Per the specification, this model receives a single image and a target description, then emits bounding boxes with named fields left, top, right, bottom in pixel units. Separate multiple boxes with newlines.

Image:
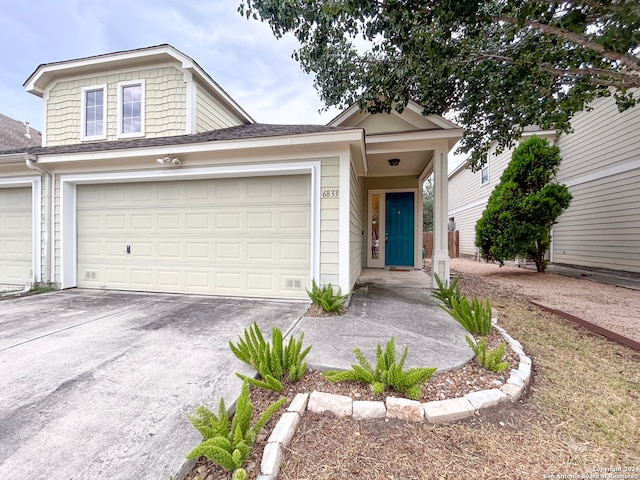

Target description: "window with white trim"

left=480, top=165, right=489, bottom=185
left=117, top=80, right=145, bottom=137
left=81, top=85, right=106, bottom=140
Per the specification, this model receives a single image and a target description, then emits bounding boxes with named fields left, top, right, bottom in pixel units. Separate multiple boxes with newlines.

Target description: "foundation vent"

left=84, top=271, right=97, bottom=281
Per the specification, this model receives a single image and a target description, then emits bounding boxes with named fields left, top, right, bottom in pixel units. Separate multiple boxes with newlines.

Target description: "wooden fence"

left=422, top=231, right=459, bottom=258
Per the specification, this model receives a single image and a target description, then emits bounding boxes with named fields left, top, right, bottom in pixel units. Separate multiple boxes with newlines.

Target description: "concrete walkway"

left=292, top=268, right=473, bottom=372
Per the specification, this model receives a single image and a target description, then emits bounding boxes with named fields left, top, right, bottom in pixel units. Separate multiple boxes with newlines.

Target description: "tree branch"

left=466, top=54, right=640, bottom=88
left=489, top=15, right=640, bottom=73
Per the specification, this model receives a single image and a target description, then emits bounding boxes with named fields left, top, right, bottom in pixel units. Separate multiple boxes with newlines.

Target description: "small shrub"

left=30, top=282, right=56, bottom=294
left=230, top=322, right=311, bottom=392
left=306, top=279, right=350, bottom=314
left=323, top=337, right=437, bottom=400
left=465, top=336, right=509, bottom=373
left=186, top=380, right=285, bottom=476
left=440, top=296, right=492, bottom=336
left=432, top=273, right=462, bottom=310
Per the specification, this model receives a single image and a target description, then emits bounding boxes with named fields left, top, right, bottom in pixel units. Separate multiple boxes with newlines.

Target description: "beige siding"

left=195, top=82, right=245, bottom=132
left=349, top=163, right=364, bottom=289
left=46, top=66, right=186, bottom=146
left=320, top=158, right=340, bottom=285
left=364, top=176, right=418, bottom=191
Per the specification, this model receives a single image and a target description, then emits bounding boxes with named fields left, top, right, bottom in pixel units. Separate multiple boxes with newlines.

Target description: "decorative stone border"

left=256, top=323, right=531, bottom=479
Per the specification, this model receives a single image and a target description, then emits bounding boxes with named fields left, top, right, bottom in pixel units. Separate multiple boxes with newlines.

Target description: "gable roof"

left=0, top=113, right=42, bottom=151
left=328, top=101, right=461, bottom=131
left=23, top=44, right=254, bottom=124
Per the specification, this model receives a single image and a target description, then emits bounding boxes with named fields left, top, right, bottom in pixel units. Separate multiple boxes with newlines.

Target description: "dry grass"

left=279, top=294, right=640, bottom=479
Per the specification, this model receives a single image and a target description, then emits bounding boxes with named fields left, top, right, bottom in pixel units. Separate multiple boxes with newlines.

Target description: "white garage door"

left=0, top=187, right=33, bottom=287
left=76, top=175, right=311, bottom=299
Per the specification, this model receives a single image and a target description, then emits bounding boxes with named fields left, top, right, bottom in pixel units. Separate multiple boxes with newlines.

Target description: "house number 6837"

left=322, top=188, right=339, bottom=198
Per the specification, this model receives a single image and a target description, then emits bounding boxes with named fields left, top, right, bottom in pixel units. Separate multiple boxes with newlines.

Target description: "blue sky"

left=0, top=0, right=340, bottom=132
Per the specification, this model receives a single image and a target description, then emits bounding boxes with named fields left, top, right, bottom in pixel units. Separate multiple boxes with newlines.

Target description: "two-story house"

left=0, top=44, right=463, bottom=298
left=448, top=94, right=640, bottom=274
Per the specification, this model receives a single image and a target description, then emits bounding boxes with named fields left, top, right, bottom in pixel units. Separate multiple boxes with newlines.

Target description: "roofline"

left=0, top=152, right=29, bottom=164
left=23, top=44, right=254, bottom=124
left=31, top=128, right=365, bottom=163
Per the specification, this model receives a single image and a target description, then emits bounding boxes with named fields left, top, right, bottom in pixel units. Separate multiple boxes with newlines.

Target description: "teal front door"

left=385, top=192, right=414, bottom=266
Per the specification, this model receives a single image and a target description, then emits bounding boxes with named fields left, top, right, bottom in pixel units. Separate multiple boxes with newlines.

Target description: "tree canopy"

left=239, top=0, right=640, bottom=169
left=475, top=136, right=572, bottom=272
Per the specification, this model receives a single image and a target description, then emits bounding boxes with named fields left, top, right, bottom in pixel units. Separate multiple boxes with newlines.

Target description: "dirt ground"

left=449, top=258, right=640, bottom=343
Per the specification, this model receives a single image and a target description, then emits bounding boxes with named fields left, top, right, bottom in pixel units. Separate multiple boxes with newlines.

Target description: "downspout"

left=25, top=154, right=52, bottom=285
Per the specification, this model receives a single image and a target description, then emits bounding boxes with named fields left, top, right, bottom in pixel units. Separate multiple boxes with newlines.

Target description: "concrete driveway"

left=0, top=289, right=307, bottom=480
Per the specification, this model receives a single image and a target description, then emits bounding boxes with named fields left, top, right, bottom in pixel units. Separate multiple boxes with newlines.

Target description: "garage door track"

left=0, top=289, right=307, bottom=480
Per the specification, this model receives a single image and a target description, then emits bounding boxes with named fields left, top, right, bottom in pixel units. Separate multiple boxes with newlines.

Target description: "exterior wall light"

left=156, top=154, right=182, bottom=167
left=388, top=158, right=400, bottom=167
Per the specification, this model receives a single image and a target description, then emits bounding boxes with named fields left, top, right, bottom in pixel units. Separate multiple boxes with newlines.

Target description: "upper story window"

left=81, top=85, right=106, bottom=141
left=117, top=80, right=145, bottom=138
left=481, top=164, right=489, bottom=185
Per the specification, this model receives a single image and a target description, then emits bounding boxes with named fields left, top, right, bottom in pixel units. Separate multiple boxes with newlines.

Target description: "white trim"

left=338, top=152, right=351, bottom=293
left=562, top=160, right=640, bottom=188
left=367, top=191, right=385, bottom=268
left=480, top=164, right=489, bottom=186
left=42, top=91, right=49, bottom=147
left=366, top=188, right=419, bottom=269
left=185, top=71, right=196, bottom=134
left=35, top=129, right=364, bottom=164
left=116, top=79, right=146, bottom=138
left=58, top=161, right=322, bottom=290
left=0, top=176, right=42, bottom=284
left=25, top=45, right=254, bottom=124
left=80, top=85, right=107, bottom=141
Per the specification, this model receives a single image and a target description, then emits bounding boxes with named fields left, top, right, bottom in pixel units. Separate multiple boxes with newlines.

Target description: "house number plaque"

left=321, top=188, right=339, bottom=199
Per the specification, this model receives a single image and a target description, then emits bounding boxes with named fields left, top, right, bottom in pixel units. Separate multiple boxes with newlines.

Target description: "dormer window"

left=117, top=80, right=145, bottom=138
left=81, top=85, right=106, bottom=141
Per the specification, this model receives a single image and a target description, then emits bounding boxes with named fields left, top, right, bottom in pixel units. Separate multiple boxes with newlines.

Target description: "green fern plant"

left=440, top=295, right=493, bottom=336
left=323, top=337, right=437, bottom=400
left=186, top=380, right=285, bottom=476
left=230, top=322, right=311, bottom=391
left=432, top=273, right=462, bottom=310
left=465, top=336, right=509, bottom=373
left=306, top=279, right=350, bottom=314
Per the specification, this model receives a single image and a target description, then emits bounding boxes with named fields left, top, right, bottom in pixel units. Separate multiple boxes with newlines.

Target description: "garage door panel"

left=77, top=176, right=311, bottom=298
left=0, top=187, right=32, bottom=285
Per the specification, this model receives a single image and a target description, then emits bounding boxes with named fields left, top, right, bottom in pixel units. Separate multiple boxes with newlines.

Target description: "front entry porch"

left=292, top=268, right=473, bottom=371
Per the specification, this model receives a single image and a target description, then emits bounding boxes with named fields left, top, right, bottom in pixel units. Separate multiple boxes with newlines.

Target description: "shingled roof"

left=0, top=113, right=42, bottom=151
left=25, top=123, right=355, bottom=156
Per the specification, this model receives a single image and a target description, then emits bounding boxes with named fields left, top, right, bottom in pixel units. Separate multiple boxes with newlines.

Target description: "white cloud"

left=0, top=0, right=335, bottom=131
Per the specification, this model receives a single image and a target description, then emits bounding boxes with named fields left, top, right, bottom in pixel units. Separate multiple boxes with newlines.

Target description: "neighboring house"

left=449, top=94, right=640, bottom=274
left=0, top=114, right=42, bottom=287
left=0, top=44, right=462, bottom=298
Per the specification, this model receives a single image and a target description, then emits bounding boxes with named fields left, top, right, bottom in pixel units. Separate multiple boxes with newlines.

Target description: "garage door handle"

left=126, top=245, right=131, bottom=254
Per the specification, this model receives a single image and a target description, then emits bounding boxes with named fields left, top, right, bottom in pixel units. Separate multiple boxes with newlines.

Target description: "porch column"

left=431, top=149, right=450, bottom=287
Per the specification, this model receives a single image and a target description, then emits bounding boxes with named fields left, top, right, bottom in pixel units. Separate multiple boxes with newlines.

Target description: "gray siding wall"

left=553, top=95, right=640, bottom=272
left=448, top=146, right=512, bottom=256
left=449, top=94, right=640, bottom=272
